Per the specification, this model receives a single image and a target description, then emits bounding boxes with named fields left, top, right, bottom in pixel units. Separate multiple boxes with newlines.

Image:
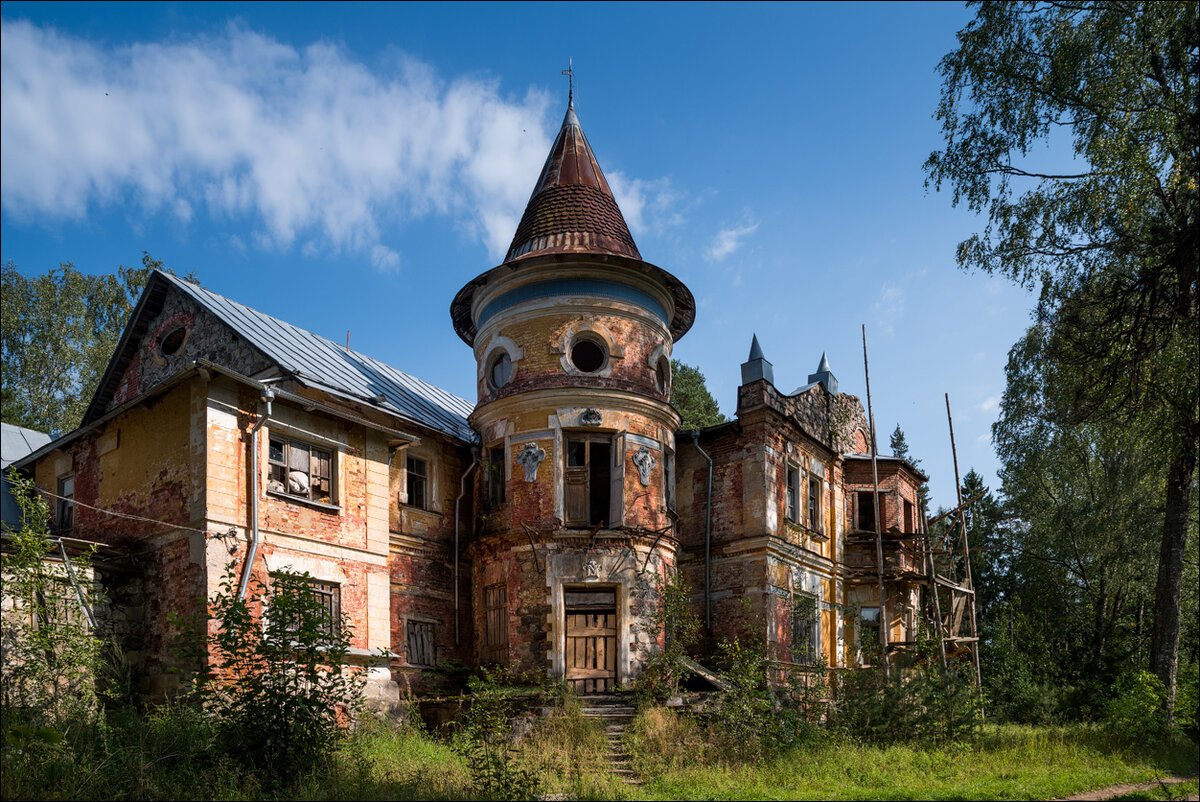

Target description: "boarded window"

left=268, top=437, right=334, bottom=504
left=856, top=491, right=877, bottom=532
left=56, top=475, right=74, bottom=530
left=406, top=456, right=428, bottom=510
left=407, top=620, right=437, bottom=667
left=564, top=436, right=611, bottom=528
left=786, top=466, right=800, bottom=521
left=792, top=592, right=820, bottom=664
left=483, top=583, right=508, bottom=664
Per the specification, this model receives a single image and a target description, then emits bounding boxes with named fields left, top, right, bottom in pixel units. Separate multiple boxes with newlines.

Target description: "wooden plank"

left=678, top=655, right=734, bottom=692
left=565, top=667, right=614, bottom=679
left=568, top=626, right=615, bottom=637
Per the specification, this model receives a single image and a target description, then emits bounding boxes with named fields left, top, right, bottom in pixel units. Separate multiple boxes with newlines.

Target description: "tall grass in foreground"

left=626, top=710, right=1199, bottom=802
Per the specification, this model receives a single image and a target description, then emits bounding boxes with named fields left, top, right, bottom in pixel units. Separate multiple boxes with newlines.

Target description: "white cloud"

left=870, top=283, right=905, bottom=335
left=608, top=171, right=683, bottom=237
left=707, top=219, right=759, bottom=261
left=979, top=396, right=999, bottom=413
left=0, top=21, right=556, bottom=262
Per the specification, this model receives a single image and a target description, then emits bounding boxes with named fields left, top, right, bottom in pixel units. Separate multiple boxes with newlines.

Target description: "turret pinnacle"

left=504, top=99, right=640, bottom=263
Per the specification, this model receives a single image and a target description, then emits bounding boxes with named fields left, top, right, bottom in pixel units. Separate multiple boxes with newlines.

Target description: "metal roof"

left=2, top=422, right=53, bottom=469
left=160, top=272, right=476, bottom=443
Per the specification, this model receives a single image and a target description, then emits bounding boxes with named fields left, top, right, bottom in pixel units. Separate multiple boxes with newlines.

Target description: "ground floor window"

left=483, top=583, right=508, bottom=664
left=406, top=620, right=437, bottom=667
left=792, top=592, right=820, bottom=664
left=858, top=606, right=881, bottom=664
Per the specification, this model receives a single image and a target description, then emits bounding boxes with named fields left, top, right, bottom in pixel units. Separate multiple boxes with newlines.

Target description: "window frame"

left=269, top=572, right=342, bottom=645
left=406, top=455, right=429, bottom=511
left=785, top=464, right=800, bottom=522
left=267, top=435, right=337, bottom=507
left=807, top=473, right=823, bottom=533
left=563, top=434, right=613, bottom=529
left=56, top=474, right=75, bottom=531
left=486, top=445, right=506, bottom=509
left=791, top=591, right=821, bottom=665
left=858, top=606, right=882, bottom=666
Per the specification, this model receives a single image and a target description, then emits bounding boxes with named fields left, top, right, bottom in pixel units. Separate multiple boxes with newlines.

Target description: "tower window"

left=654, top=356, right=670, bottom=394
left=487, top=351, right=512, bottom=391
left=569, top=337, right=606, bottom=374
left=564, top=435, right=611, bottom=527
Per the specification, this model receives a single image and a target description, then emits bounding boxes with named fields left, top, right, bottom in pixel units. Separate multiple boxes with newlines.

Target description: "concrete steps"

left=579, top=694, right=641, bottom=786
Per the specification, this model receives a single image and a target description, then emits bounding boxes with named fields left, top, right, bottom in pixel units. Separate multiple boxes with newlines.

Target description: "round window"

left=159, top=326, right=187, bottom=356
left=570, top=337, right=606, bottom=373
left=654, top=357, right=670, bottom=394
left=488, top=351, right=512, bottom=390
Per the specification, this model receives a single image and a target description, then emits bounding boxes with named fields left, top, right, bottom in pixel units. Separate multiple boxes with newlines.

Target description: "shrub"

left=196, top=564, right=365, bottom=783
left=1105, top=669, right=1167, bottom=742
left=452, top=666, right=540, bottom=800
left=629, top=567, right=701, bottom=705
left=1, top=471, right=106, bottom=730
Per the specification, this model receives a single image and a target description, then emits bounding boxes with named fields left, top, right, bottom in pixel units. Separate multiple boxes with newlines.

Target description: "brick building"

left=13, top=97, right=931, bottom=704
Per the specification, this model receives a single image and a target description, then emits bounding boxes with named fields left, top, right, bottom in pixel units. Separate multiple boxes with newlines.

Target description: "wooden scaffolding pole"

left=945, top=393, right=983, bottom=689
left=862, top=325, right=889, bottom=678
left=921, top=506, right=948, bottom=670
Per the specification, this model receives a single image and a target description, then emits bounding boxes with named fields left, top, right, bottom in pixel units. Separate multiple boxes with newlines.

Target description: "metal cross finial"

left=562, top=57, right=574, bottom=104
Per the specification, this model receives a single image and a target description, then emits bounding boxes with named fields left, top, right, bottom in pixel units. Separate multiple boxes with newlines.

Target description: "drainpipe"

left=691, top=431, right=713, bottom=631
left=238, top=386, right=275, bottom=600
left=454, top=454, right=479, bottom=646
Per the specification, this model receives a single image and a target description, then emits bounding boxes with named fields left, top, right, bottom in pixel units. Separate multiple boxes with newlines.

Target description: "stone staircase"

left=580, top=694, right=640, bottom=786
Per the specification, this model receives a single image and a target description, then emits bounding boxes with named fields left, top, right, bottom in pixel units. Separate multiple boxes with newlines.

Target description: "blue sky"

left=1, top=1, right=1037, bottom=509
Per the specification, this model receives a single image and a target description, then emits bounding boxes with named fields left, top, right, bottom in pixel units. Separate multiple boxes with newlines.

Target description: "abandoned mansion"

left=12, top=97, right=935, bottom=704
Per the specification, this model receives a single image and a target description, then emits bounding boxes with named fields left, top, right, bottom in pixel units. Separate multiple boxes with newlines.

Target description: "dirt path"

left=1056, top=773, right=1199, bottom=801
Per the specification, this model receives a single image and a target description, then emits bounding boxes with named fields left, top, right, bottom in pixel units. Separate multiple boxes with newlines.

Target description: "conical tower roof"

left=505, top=99, right=641, bottom=262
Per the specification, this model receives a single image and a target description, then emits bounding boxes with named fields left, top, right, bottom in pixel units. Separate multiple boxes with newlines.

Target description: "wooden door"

left=564, top=590, right=617, bottom=692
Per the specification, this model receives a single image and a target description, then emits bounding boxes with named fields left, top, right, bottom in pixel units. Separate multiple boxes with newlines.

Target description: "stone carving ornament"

left=580, top=408, right=603, bottom=426
left=632, top=446, right=657, bottom=486
left=515, top=442, right=546, bottom=482
left=584, top=559, right=601, bottom=579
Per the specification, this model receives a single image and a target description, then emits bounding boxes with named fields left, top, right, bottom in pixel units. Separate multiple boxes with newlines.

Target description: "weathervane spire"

left=562, top=57, right=574, bottom=106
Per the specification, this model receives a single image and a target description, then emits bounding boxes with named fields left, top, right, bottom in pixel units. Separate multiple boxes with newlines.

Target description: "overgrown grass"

left=626, top=711, right=1199, bottom=801
left=4, top=704, right=1196, bottom=800
left=1109, top=778, right=1200, bottom=801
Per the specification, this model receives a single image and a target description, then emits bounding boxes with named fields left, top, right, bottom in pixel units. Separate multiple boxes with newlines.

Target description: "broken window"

left=406, top=620, right=437, bottom=667
left=483, top=583, right=508, bottom=664
left=663, top=444, right=676, bottom=513
left=56, top=475, right=74, bottom=530
left=786, top=465, right=800, bottom=522
left=406, top=455, right=428, bottom=510
left=564, top=436, right=611, bottom=528
left=858, top=606, right=881, bottom=665
left=487, top=446, right=506, bottom=509
left=807, top=474, right=822, bottom=532
left=904, top=499, right=914, bottom=534
left=856, top=491, right=878, bottom=532
left=268, top=437, right=334, bottom=505
left=792, top=592, right=820, bottom=664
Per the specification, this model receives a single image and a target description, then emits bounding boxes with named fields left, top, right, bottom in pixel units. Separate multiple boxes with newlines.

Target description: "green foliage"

left=196, top=564, right=365, bottom=783
left=630, top=568, right=702, bottom=705
left=926, top=0, right=1198, bottom=719
left=1106, top=670, right=1168, bottom=743
left=452, top=666, right=540, bottom=801
left=830, top=631, right=980, bottom=746
left=0, top=254, right=199, bottom=436
left=670, top=359, right=726, bottom=430
left=0, top=472, right=105, bottom=728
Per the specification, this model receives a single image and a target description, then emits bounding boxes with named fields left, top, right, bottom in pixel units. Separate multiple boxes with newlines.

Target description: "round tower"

left=451, top=97, right=695, bottom=690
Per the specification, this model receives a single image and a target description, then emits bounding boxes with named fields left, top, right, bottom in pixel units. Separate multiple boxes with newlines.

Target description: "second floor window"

left=56, top=475, right=74, bottom=530
left=807, top=475, right=822, bottom=532
left=487, top=447, right=505, bottom=509
left=564, top=436, right=610, bottom=528
left=268, top=437, right=334, bottom=505
left=406, top=456, right=428, bottom=510
left=786, top=466, right=800, bottom=521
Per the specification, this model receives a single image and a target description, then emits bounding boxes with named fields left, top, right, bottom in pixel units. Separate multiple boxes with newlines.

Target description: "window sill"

left=267, top=490, right=341, bottom=514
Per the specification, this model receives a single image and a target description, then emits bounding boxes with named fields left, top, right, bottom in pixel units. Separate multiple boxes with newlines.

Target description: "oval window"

left=488, top=351, right=512, bottom=390
left=655, top=357, right=670, bottom=394
left=570, top=338, right=606, bottom=373
left=159, top=326, right=187, bottom=356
